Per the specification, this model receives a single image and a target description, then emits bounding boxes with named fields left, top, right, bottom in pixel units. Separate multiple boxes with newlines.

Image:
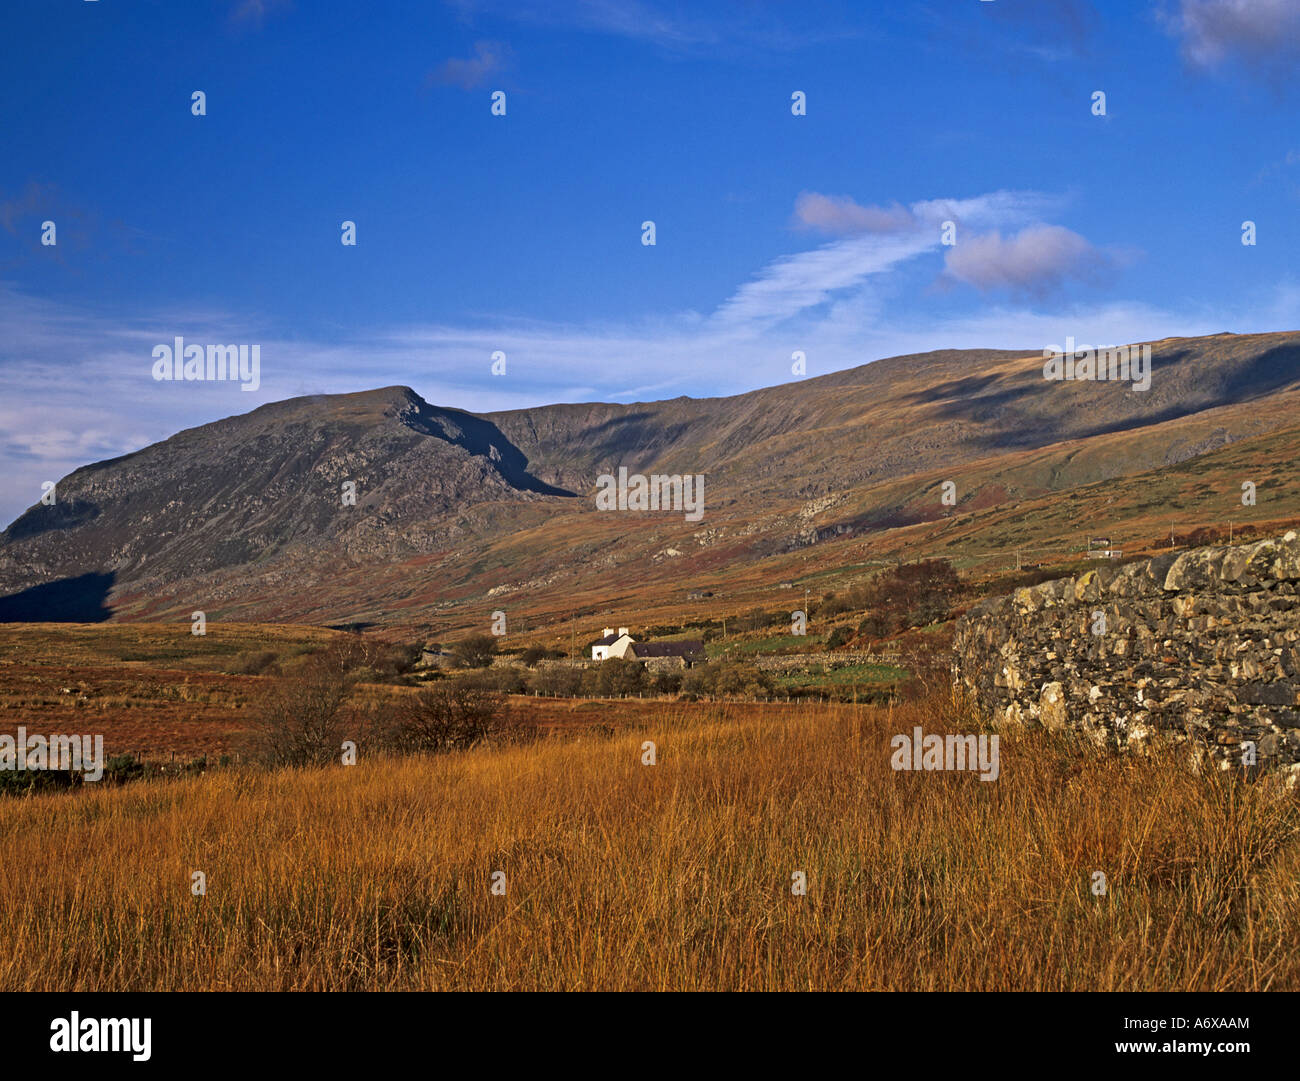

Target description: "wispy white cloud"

left=1158, top=0, right=1300, bottom=78
left=425, top=41, right=510, bottom=90
left=712, top=231, right=932, bottom=332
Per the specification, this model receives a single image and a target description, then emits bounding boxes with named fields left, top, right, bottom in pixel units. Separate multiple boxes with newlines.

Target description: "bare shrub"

left=243, top=653, right=352, bottom=768
left=527, top=664, right=584, bottom=697
left=520, top=645, right=564, bottom=667
left=449, top=633, right=500, bottom=669
left=681, top=659, right=772, bottom=699
left=579, top=656, right=648, bottom=697
left=468, top=664, right=528, bottom=694
left=391, top=678, right=508, bottom=753
left=240, top=641, right=394, bottom=767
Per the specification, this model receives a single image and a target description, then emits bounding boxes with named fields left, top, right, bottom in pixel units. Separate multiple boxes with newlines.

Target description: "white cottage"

left=591, top=627, right=634, bottom=660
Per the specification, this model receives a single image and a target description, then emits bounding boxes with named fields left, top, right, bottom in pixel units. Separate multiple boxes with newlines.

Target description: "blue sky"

left=2, top=0, right=1299, bottom=527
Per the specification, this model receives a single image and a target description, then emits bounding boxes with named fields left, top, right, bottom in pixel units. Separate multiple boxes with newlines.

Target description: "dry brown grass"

left=1, top=695, right=1297, bottom=991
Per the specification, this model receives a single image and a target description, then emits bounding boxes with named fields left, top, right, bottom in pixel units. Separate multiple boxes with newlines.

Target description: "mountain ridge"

left=3, top=330, right=1300, bottom=628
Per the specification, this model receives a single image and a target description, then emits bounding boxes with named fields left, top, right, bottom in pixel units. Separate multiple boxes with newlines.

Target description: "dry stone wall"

left=750, top=651, right=901, bottom=673
left=953, top=531, right=1300, bottom=779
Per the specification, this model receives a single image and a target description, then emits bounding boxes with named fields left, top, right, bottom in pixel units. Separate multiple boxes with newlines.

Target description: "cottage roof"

left=627, top=640, right=704, bottom=659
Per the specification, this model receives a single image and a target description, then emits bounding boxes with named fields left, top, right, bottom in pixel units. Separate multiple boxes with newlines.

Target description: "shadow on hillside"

left=906, top=342, right=1300, bottom=454
left=405, top=403, right=578, bottom=497
left=549, top=411, right=703, bottom=465
left=897, top=372, right=1010, bottom=405
left=2, top=498, right=101, bottom=543
left=0, top=572, right=115, bottom=622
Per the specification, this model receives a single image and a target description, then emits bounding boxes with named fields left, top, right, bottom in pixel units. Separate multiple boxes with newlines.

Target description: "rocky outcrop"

left=953, top=531, right=1300, bottom=778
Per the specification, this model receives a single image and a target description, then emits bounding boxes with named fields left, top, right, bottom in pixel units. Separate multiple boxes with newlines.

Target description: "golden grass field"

left=2, top=694, right=1297, bottom=991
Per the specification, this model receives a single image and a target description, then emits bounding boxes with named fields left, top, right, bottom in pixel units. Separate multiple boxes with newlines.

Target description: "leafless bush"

left=896, top=639, right=951, bottom=701
left=391, top=678, right=510, bottom=753
left=449, top=633, right=499, bottom=669
left=527, top=664, right=584, bottom=697
left=242, top=647, right=355, bottom=767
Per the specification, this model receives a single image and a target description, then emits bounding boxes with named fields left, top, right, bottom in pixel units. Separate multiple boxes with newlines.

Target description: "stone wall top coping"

left=995, top=531, right=1299, bottom=616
